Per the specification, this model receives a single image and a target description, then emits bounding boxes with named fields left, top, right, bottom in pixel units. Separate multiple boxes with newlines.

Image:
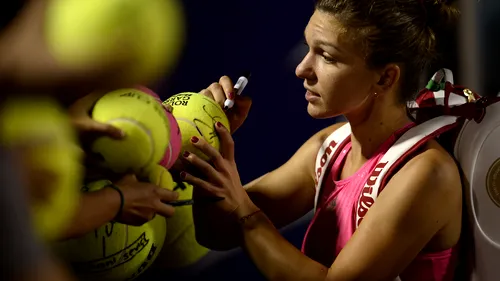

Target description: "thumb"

left=120, top=173, right=138, bottom=183
left=77, top=118, right=125, bottom=140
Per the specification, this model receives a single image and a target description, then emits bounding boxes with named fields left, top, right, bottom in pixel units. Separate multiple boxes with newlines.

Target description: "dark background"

left=145, top=1, right=463, bottom=280
left=154, top=0, right=342, bottom=186
left=153, top=0, right=464, bottom=186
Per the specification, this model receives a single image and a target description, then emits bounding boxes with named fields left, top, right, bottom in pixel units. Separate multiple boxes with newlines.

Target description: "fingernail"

left=182, top=151, right=190, bottom=158
left=173, top=191, right=179, bottom=199
left=180, top=171, right=187, bottom=179
left=216, top=122, right=223, bottom=128
left=118, top=130, right=126, bottom=137
left=228, top=92, right=235, bottom=99
left=191, top=136, right=199, bottom=143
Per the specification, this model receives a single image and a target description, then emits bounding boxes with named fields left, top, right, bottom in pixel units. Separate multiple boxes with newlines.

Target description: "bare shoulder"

left=392, top=139, right=462, bottom=200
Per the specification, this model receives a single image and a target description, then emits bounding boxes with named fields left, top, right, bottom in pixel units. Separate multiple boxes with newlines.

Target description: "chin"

left=307, top=103, right=341, bottom=119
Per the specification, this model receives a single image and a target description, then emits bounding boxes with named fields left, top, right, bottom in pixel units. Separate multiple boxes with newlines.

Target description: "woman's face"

left=296, top=10, right=379, bottom=119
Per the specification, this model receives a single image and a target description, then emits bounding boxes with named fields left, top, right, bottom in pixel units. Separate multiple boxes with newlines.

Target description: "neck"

left=344, top=97, right=411, bottom=164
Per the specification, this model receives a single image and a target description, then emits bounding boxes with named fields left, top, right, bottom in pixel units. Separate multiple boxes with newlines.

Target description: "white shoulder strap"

left=355, top=115, right=460, bottom=227
left=313, top=124, right=351, bottom=210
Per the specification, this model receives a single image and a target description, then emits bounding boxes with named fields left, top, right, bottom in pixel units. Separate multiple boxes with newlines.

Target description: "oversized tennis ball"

left=91, top=88, right=170, bottom=175
left=147, top=164, right=176, bottom=190
left=161, top=111, right=182, bottom=169
left=155, top=181, right=209, bottom=268
left=0, top=97, right=82, bottom=241
left=136, top=86, right=182, bottom=169
left=54, top=180, right=167, bottom=281
left=163, top=93, right=230, bottom=160
left=44, top=0, right=186, bottom=84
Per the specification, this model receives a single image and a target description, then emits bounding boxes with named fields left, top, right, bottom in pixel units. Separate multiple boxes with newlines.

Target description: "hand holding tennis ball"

left=163, top=93, right=230, bottom=160
left=91, top=88, right=171, bottom=176
left=55, top=178, right=168, bottom=281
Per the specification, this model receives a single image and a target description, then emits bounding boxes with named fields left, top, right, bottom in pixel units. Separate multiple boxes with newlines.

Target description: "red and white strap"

left=313, top=124, right=351, bottom=210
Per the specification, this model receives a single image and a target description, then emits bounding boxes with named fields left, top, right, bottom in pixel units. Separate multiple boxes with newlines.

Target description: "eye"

left=321, top=52, right=337, bottom=64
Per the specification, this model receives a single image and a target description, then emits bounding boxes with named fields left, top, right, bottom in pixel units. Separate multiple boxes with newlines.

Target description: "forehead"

left=305, top=10, right=347, bottom=45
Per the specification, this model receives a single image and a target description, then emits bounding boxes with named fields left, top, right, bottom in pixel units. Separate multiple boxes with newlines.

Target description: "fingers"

left=199, top=75, right=235, bottom=108
left=74, top=118, right=125, bottom=139
left=219, top=76, right=234, bottom=98
left=119, top=173, right=138, bottom=183
left=206, top=82, right=226, bottom=107
left=188, top=136, right=226, bottom=167
left=214, top=122, right=235, bottom=161
left=90, top=122, right=125, bottom=139
left=182, top=148, right=225, bottom=184
left=153, top=200, right=175, bottom=218
left=180, top=171, right=221, bottom=195
left=153, top=187, right=178, bottom=217
left=70, top=92, right=125, bottom=139
left=68, top=91, right=106, bottom=115
left=155, top=187, right=179, bottom=202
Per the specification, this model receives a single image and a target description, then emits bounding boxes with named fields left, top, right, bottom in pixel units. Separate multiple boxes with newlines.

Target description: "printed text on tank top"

left=302, top=122, right=459, bottom=281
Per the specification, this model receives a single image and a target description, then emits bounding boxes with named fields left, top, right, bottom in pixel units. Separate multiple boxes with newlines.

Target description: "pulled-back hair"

left=315, top=0, right=460, bottom=102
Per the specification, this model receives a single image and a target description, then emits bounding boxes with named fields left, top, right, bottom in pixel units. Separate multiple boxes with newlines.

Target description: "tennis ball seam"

left=106, top=117, right=155, bottom=171
left=175, top=117, right=201, bottom=135
left=165, top=144, right=174, bottom=168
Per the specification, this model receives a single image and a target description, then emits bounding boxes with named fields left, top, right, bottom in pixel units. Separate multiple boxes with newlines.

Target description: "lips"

left=306, top=90, right=320, bottom=97
left=305, top=90, right=321, bottom=102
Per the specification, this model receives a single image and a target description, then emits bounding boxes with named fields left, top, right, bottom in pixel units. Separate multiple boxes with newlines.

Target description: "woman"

left=181, top=0, right=462, bottom=280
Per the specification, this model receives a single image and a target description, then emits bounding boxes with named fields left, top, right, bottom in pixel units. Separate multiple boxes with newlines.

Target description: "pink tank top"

left=302, top=123, right=458, bottom=281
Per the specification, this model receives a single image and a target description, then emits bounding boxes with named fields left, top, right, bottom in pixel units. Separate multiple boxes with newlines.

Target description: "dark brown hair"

left=315, top=0, right=460, bottom=102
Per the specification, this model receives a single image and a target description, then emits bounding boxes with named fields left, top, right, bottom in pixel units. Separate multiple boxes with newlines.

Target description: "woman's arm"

left=234, top=145, right=462, bottom=281
left=194, top=123, right=344, bottom=251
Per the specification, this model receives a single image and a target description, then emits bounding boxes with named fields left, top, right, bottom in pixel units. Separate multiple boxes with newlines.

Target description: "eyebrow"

left=317, top=40, right=344, bottom=53
left=304, top=32, right=344, bottom=53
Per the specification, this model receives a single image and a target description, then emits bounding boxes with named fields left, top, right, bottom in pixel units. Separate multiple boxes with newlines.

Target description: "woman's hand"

left=179, top=122, right=259, bottom=220
left=199, top=76, right=252, bottom=133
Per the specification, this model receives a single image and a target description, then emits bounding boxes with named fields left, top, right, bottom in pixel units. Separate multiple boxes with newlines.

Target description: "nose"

left=295, top=52, right=315, bottom=81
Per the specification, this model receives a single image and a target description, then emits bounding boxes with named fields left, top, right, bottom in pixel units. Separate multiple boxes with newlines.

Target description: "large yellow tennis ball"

left=163, top=93, right=230, bottom=160
left=155, top=182, right=209, bottom=268
left=44, top=0, right=185, bottom=83
left=91, top=88, right=170, bottom=175
left=147, top=164, right=176, bottom=190
left=54, top=180, right=167, bottom=281
left=0, top=97, right=82, bottom=241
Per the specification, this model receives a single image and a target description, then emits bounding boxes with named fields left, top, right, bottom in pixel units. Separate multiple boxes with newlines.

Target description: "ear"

left=373, top=64, right=400, bottom=94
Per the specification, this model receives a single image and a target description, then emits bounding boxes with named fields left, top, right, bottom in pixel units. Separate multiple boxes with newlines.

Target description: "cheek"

left=320, top=69, right=371, bottom=107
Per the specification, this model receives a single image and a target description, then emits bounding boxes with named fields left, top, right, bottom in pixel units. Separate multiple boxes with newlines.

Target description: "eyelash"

left=303, top=41, right=337, bottom=64
left=321, top=53, right=337, bottom=64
